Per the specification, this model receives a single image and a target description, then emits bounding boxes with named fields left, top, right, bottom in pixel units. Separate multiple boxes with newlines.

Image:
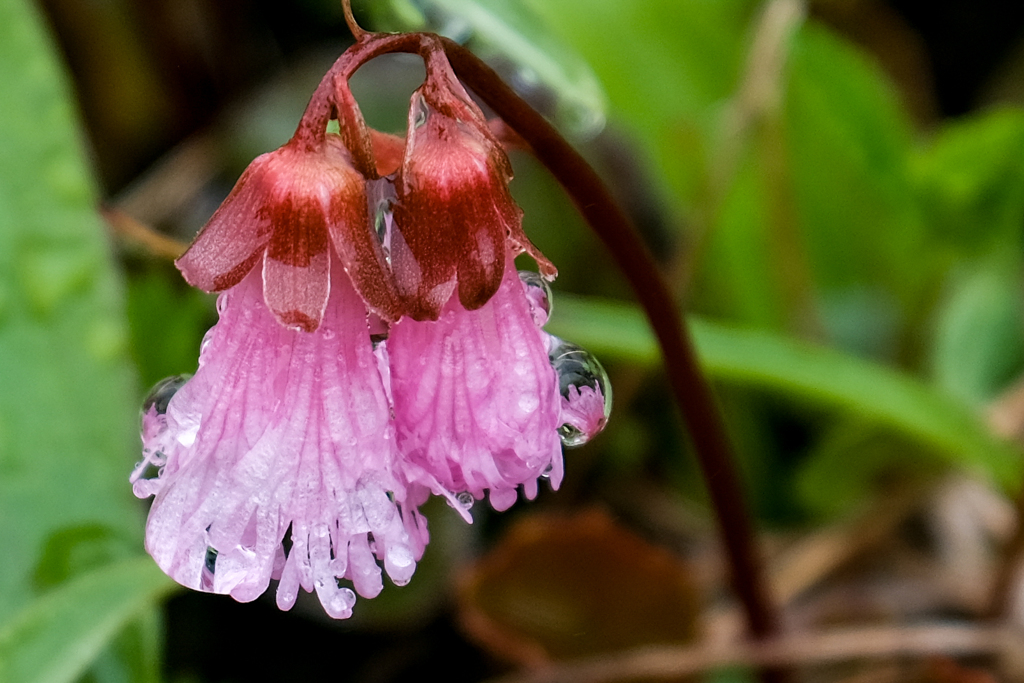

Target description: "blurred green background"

left=3, top=0, right=1024, bottom=681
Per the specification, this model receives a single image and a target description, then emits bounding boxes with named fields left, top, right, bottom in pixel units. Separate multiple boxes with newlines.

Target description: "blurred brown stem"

left=440, top=36, right=784, bottom=675
left=102, top=206, right=187, bottom=260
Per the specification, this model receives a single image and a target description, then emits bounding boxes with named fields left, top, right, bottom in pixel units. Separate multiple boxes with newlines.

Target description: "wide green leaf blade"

left=0, top=0, right=143, bottom=617
left=0, top=558, right=176, bottom=683
left=547, top=294, right=1022, bottom=489
left=0, top=2, right=158, bottom=679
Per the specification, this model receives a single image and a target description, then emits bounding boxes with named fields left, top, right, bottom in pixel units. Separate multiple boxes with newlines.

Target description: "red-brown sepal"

left=392, top=80, right=523, bottom=321
left=177, top=136, right=400, bottom=330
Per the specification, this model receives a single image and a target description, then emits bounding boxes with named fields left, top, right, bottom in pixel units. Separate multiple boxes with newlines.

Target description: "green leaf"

left=930, top=259, right=1024, bottom=406
left=547, top=294, right=1022, bottom=489
left=911, top=107, right=1024, bottom=251
left=0, top=558, right=176, bottom=683
left=0, top=0, right=143, bottom=616
left=795, top=421, right=932, bottom=518
left=125, top=265, right=214, bottom=390
left=784, top=23, right=925, bottom=305
left=0, top=0, right=155, bottom=677
left=519, top=0, right=754, bottom=204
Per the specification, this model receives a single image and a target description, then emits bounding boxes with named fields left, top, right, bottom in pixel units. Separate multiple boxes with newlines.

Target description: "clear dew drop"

left=374, top=200, right=391, bottom=243
left=558, top=423, right=588, bottom=447
left=199, top=328, right=215, bottom=356
left=204, top=546, right=218, bottom=574
left=518, top=392, right=540, bottom=414
left=200, top=545, right=218, bottom=589
left=412, top=94, right=430, bottom=129
left=548, top=337, right=612, bottom=446
left=540, top=463, right=554, bottom=479
left=374, top=202, right=393, bottom=265
left=389, top=544, right=414, bottom=569
left=518, top=270, right=553, bottom=327
left=141, top=374, right=192, bottom=417
left=216, top=291, right=230, bottom=315
left=367, top=177, right=396, bottom=266
left=456, top=491, right=474, bottom=510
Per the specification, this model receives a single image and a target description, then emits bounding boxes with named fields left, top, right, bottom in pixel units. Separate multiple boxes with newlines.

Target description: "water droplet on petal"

left=142, top=374, right=192, bottom=417
left=518, top=392, right=540, bottom=414
left=518, top=270, right=553, bottom=327
left=548, top=337, right=612, bottom=446
left=412, top=95, right=430, bottom=129
left=456, top=491, right=474, bottom=510
left=199, top=329, right=215, bottom=356
left=204, top=546, right=219, bottom=573
left=216, top=291, right=230, bottom=315
left=367, top=177, right=396, bottom=265
left=558, top=423, right=588, bottom=447
left=389, top=544, right=414, bottom=569
left=199, top=545, right=218, bottom=590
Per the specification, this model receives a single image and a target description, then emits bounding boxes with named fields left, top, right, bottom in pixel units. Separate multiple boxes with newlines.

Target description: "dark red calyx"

left=390, top=78, right=528, bottom=321
left=178, top=136, right=401, bottom=330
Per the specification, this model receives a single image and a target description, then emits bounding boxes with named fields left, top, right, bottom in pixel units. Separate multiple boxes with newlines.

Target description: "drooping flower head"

left=134, top=266, right=427, bottom=618
left=132, top=30, right=610, bottom=619
left=389, top=50, right=554, bottom=320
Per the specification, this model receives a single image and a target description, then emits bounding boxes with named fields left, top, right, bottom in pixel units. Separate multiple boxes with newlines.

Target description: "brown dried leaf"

left=457, top=509, right=699, bottom=666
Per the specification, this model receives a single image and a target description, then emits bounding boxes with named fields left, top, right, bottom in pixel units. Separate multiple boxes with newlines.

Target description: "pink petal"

left=136, top=263, right=428, bottom=619
left=387, top=251, right=563, bottom=511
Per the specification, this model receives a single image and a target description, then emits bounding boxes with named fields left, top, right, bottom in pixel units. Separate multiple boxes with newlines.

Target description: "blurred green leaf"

left=0, top=558, right=175, bottom=683
left=0, top=0, right=155, bottom=678
left=912, top=107, right=1024, bottom=251
left=784, top=23, right=927, bottom=321
left=703, top=148, right=787, bottom=328
left=125, top=266, right=213, bottom=389
left=795, top=421, right=931, bottom=518
left=81, top=608, right=164, bottom=683
left=930, top=259, right=1024, bottom=406
left=520, top=0, right=753, bottom=204
left=547, top=294, right=1022, bottom=489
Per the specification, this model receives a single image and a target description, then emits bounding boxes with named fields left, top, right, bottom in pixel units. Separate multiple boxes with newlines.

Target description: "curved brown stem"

left=341, top=0, right=367, bottom=41
left=292, top=30, right=782, bottom=670
left=439, top=36, right=783, bottom=655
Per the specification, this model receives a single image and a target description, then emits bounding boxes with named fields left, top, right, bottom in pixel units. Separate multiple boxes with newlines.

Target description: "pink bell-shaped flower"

left=133, top=264, right=429, bottom=618
left=133, top=32, right=611, bottom=620
left=387, top=251, right=605, bottom=514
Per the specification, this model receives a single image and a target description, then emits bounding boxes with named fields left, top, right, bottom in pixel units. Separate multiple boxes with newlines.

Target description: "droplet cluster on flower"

left=131, top=32, right=610, bottom=619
